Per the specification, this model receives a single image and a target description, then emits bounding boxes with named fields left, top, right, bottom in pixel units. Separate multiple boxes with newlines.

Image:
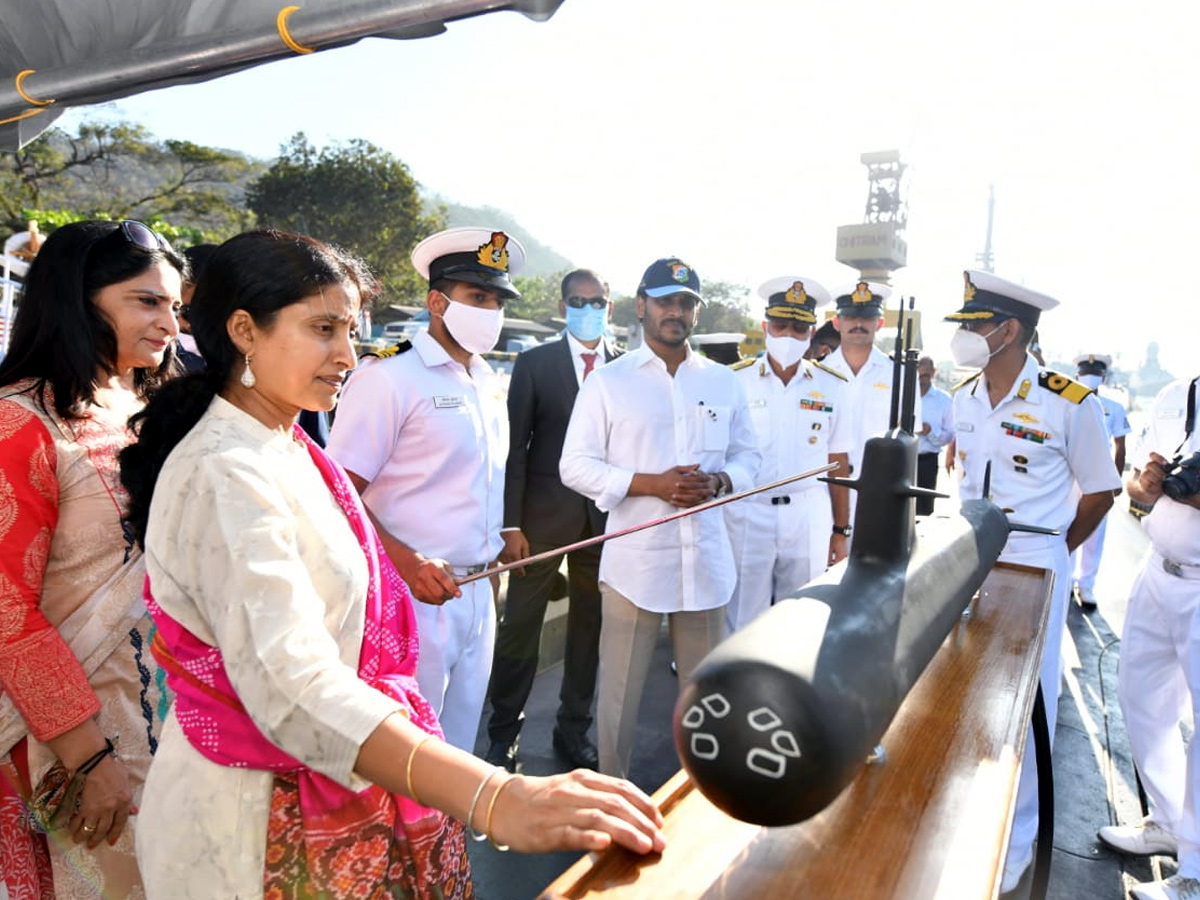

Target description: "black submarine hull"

left=673, top=498, right=1009, bottom=827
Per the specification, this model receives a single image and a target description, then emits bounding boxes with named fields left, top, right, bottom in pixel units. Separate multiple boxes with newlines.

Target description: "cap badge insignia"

left=963, top=272, right=977, bottom=303
left=851, top=281, right=872, bottom=305
left=476, top=232, right=510, bottom=272
left=670, top=263, right=690, bottom=283
left=785, top=281, right=807, bottom=305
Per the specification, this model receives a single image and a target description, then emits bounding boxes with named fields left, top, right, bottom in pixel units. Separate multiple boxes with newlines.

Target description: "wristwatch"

left=832, top=524, right=852, bottom=537
left=714, top=472, right=731, bottom=498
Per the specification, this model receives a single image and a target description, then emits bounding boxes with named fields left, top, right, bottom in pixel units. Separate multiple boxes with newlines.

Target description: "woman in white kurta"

left=119, top=230, right=665, bottom=900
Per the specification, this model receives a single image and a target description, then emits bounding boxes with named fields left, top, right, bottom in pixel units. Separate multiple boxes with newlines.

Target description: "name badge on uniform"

left=749, top=398, right=768, bottom=408
left=956, top=422, right=974, bottom=433
left=433, top=395, right=465, bottom=409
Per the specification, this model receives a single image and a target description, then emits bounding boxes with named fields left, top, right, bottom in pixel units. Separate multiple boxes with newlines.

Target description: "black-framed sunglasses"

left=566, top=295, right=608, bottom=310
left=119, top=220, right=174, bottom=255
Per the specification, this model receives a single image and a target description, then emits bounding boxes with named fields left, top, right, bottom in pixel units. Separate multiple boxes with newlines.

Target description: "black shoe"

left=484, top=737, right=519, bottom=772
left=552, top=729, right=599, bottom=770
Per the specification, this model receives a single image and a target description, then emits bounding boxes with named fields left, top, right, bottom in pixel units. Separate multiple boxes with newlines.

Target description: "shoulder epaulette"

left=812, top=359, right=849, bottom=382
left=362, top=339, right=412, bottom=361
left=730, top=357, right=756, bottom=371
left=1039, top=370, right=1092, bottom=404
left=952, top=371, right=982, bottom=392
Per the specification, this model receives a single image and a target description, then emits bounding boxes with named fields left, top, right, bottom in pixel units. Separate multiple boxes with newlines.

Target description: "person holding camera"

left=1099, top=375, right=1200, bottom=900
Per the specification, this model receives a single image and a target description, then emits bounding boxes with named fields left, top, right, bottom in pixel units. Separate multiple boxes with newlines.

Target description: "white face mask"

left=441, top=297, right=504, bottom=355
left=765, top=332, right=810, bottom=369
left=950, top=324, right=1005, bottom=369
left=1078, top=374, right=1104, bottom=390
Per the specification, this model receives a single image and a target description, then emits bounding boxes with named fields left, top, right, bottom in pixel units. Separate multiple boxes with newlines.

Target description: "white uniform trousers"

left=413, top=578, right=496, bottom=751
left=596, top=583, right=725, bottom=779
left=725, top=488, right=830, bottom=633
left=1119, top=550, right=1200, bottom=878
left=998, top=534, right=1071, bottom=888
left=1071, top=512, right=1109, bottom=595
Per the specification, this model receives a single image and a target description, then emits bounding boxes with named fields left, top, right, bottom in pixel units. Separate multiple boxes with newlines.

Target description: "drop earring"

left=240, top=353, right=256, bottom=388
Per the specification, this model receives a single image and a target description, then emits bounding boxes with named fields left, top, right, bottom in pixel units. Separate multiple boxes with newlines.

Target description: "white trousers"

left=1071, top=512, right=1109, bottom=594
left=1119, top=551, right=1200, bottom=878
left=999, top=535, right=1071, bottom=884
left=413, top=579, right=496, bottom=751
left=724, top=489, right=831, bottom=633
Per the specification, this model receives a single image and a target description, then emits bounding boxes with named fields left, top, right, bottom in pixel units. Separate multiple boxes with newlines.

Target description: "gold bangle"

left=406, top=734, right=435, bottom=806
left=467, top=767, right=505, bottom=842
left=485, top=773, right=516, bottom=851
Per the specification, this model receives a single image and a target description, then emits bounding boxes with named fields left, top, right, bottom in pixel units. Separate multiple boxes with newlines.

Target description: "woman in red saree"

left=118, top=230, right=663, bottom=900
left=0, top=220, right=185, bottom=899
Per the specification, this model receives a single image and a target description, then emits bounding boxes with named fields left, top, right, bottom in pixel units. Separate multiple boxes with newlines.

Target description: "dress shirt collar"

left=565, top=330, right=609, bottom=361
left=973, top=353, right=1043, bottom=407
left=412, top=327, right=493, bottom=378
left=629, top=341, right=697, bottom=372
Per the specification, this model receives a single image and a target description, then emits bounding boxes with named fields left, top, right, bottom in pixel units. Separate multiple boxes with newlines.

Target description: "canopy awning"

left=0, top=0, right=565, bottom=151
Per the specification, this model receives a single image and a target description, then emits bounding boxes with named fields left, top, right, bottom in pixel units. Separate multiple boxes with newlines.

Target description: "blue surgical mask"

left=566, top=305, right=607, bottom=343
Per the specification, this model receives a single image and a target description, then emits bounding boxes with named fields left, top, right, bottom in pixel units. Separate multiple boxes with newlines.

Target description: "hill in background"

left=424, top=193, right=573, bottom=277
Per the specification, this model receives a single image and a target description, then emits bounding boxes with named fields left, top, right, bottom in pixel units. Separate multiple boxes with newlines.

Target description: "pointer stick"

left=455, top=462, right=839, bottom=586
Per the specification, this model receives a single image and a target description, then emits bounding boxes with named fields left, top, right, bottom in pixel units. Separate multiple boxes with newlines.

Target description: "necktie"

left=581, top=352, right=598, bottom=380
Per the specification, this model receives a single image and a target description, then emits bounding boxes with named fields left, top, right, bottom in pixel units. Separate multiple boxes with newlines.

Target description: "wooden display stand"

left=539, top=562, right=1053, bottom=900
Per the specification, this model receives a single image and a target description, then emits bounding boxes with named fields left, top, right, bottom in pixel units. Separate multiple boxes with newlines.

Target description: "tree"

left=247, top=134, right=444, bottom=305
left=610, top=279, right=757, bottom=335
left=0, top=120, right=255, bottom=240
left=507, top=270, right=567, bottom=323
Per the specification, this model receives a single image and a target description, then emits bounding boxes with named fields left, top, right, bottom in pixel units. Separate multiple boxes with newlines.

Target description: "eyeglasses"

left=119, top=220, right=174, bottom=255
left=649, top=294, right=698, bottom=312
left=178, top=305, right=191, bottom=322
left=566, top=295, right=608, bottom=310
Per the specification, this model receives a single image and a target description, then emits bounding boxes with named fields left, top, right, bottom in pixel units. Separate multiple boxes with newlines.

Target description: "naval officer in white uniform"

left=724, top=275, right=851, bottom=633
left=329, top=226, right=521, bottom=751
left=945, top=269, right=1120, bottom=892
left=821, top=280, right=919, bottom=528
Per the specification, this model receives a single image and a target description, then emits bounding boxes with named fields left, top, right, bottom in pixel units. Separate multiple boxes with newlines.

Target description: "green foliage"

left=247, top=134, right=445, bottom=306
left=507, top=270, right=567, bottom=322
left=0, top=120, right=255, bottom=241
left=21, top=208, right=209, bottom=248
left=609, top=280, right=757, bottom=336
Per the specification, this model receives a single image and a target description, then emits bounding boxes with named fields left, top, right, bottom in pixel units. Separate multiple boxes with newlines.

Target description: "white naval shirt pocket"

left=695, top=404, right=731, bottom=451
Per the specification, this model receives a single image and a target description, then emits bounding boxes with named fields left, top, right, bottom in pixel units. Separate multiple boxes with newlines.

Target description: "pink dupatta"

left=146, top=426, right=471, bottom=899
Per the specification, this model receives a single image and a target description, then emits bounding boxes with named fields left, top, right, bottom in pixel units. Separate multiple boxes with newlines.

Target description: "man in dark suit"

left=486, top=268, right=618, bottom=771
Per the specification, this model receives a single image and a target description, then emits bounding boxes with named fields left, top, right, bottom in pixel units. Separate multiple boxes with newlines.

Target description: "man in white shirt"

left=560, top=256, right=760, bottom=778
left=1069, top=353, right=1131, bottom=609
left=486, top=268, right=619, bottom=772
left=821, top=280, right=919, bottom=526
left=916, top=356, right=954, bottom=515
left=1101, top=376, right=1200, bottom=900
left=724, top=275, right=851, bottom=633
left=328, top=226, right=521, bottom=751
left=945, top=269, right=1121, bottom=892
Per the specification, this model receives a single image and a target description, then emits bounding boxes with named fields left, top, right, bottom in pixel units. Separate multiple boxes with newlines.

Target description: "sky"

left=59, top=0, right=1200, bottom=386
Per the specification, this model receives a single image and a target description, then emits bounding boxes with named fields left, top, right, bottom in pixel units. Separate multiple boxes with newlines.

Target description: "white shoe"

left=1077, top=586, right=1097, bottom=609
left=1130, top=874, right=1200, bottom=900
left=1097, top=818, right=1177, bottom=856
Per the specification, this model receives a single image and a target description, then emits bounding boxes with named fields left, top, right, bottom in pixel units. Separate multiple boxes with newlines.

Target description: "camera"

left=1162, top=451, right=1200, bottom=502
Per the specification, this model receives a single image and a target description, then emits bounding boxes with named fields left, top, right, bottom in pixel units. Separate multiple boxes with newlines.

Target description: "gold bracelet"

left=467, top=767, right=505, bottom=842
left=406, top=734, right=435, bottom=806
left=485, top=773, right=516, bottom=851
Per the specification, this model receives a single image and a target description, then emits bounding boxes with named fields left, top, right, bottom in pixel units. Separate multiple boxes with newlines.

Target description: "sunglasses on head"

left=118, top=220, right=174, bottom=255
left=565, top=295, right=608, bottom=310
